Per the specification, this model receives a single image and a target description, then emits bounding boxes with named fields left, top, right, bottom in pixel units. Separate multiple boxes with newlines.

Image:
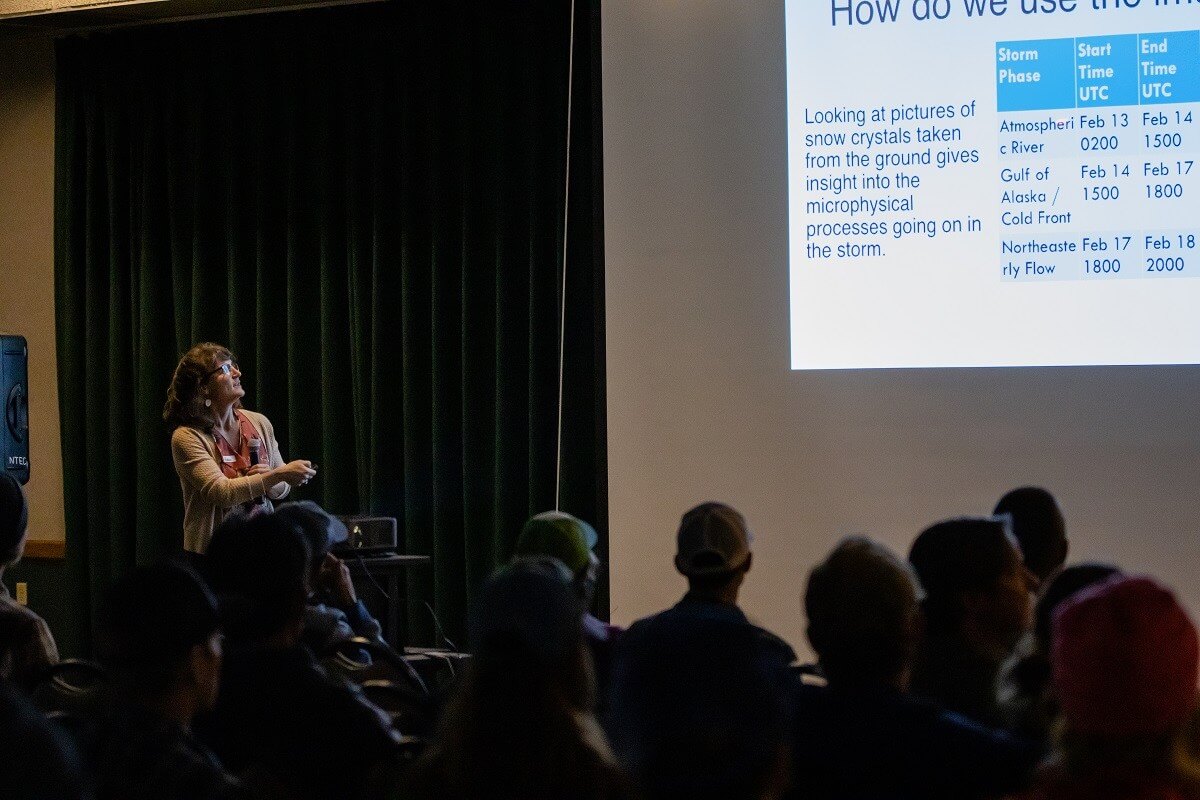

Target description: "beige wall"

left=0, top=32, right=64, bottom=545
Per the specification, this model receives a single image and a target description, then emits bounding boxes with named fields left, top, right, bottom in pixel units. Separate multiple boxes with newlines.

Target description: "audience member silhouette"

left=994, top=487, right=1068, bottom=584
left=1019, top=576, right=1200, bottom=800
left=86, top=562, right=243, bottom=800
left=514, top=511, right=621, bottom=700
left=274, top=501, right=385, bottom=653
left=617, top=502, right=794, bottom=670
left=790, top=536, right=1038, bottom=800
left=997, top=563, right=1123, bottom=743
left=196, top=512, right=400, bottom=800
left=0, top=473, right=58, bottom=691
left=401, top=559, right=632, bottom=800
left=4, top=483, right=1192, bottom=800
left=608, top=616, right=792, bottom=800
left=908, top=516, right=1036, bottom=727
left=0, top=677, right=90, bottom=800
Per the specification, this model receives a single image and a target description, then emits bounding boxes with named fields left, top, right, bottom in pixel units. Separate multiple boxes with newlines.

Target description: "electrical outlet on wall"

left=14, top=582, right=27, bottom=605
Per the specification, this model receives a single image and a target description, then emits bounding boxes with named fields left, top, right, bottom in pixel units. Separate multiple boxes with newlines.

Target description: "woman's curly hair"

left=163, top=342, right=237, bottom=433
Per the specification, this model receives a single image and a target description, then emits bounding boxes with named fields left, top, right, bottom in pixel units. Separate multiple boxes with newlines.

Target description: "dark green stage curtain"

left=54, top=0, right=606, bottom=650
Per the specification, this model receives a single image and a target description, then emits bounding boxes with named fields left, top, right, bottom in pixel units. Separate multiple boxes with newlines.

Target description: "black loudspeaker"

left=1, top=334, right=29, bottom=485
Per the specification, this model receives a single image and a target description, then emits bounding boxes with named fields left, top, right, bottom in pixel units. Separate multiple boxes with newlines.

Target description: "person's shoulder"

left=793, top=683, right=913, bottom=726
left=625, top=607, right=666, bottom=629
left=886, top=688, right=985, bottom=732
left=610, top=609, right=676, bottom=664
left=96, top=711, right=243, bottom=800
left=0, top=679, right=88, bottom=795
left=275, top=647, right=374, bottom=707
left=0, top=594, right=44, bottom=639
left=751, top=623, right=797, bottom=665
left=223, top=645, right=368, bottom=715
left=620, top=607, right=675, bottom=640
left=171, top=425, right=211, bottom=450
left=905, top=692, right=1041, bottom=766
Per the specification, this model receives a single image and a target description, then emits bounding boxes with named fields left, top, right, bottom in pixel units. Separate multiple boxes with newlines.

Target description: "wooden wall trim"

left=23, top=539, right=65, bottom=560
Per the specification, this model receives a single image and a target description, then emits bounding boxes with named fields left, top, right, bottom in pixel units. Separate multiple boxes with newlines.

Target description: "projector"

left=334, top=516, right=398, bottom=555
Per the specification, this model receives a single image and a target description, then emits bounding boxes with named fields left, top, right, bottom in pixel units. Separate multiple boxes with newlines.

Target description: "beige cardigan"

left=171, top=409, right=290, bottom=553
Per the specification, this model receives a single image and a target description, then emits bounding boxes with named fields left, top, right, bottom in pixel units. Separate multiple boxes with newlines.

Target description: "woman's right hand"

left=272, top=460, right=317, bottom=487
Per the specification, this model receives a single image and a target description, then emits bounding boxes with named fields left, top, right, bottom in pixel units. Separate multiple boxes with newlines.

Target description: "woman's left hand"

left=245, top=464, right=271, bottom=477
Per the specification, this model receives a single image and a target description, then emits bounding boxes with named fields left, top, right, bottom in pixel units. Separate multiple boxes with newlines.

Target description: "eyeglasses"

left=205, top=361, right=239, bottom=381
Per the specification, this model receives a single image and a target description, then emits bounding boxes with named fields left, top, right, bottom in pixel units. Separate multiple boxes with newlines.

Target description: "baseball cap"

left=675, top=502, right=752, bottom=577
left=97, top=562, right=220, bottom=686
left=275, top=501, right=348, bottom=562
left=514, top=511, right=598, bottom=574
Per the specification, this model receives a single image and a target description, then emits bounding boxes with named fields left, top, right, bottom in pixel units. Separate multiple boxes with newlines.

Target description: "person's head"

left=1055, top=576, right=1198, bottom=738
left=608, top=619, right=792, bottom=800
left=1033, top=562, right=1122, bottom=652
left=675, top=502, right=753, bottom=602
left=994, top=486, right=1068, bottom=582
left=95, top=562, right=222, bottom=717
left=513, top=511, right=600, bottom=604
left=274, top=501, right=348, bottom=587
left=162, top=342, right=243, bottom=432
left=805, top=536, right=922, bottom=689
left=203, top=512, right=310, bottom=647
left=908, top=516, right=1035, bottom=653
left=415, top=562, right=607, bottom=798
left=0, top=473, right=29, bottom=569
left=467, top=559, right=591, bottom=709
left=1051, top=576, right=1200, bottom=783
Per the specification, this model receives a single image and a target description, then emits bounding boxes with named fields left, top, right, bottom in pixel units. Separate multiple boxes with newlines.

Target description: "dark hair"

left=406, top=565, right=625, bottom=800
left=96, top=562, right=220, bottom=694
left=1035, top=562, right=1121, bottom=649
left=163, top=342, right=236, bottom=433
left=909, top=516, right=1017, bottom=633
left=608, top=618, right=791, bottom=800
left=203, top=512, right=310, bottom=644
left=994, top=486, right=1067, bottom=580
left=0, top=474, right=28, bottom=565
left=806, top=536, right=920, bottom=686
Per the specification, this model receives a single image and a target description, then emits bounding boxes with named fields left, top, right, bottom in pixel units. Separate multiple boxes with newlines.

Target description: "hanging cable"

left=554, top=0, right=577, bottom=511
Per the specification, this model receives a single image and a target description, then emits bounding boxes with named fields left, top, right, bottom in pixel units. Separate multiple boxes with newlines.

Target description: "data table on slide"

left=996, top=30, right=1199, bottom=283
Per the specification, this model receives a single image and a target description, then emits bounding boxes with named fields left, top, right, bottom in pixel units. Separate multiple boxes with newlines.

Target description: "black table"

left=344, top=553, right=431, bottom=648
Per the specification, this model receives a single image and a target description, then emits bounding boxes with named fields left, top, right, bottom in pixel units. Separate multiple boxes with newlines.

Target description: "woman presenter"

left=164, top=342, right=316, bottom=554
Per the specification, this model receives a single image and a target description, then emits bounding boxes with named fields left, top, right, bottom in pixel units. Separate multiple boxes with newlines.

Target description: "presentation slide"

left=786, top=0, right=1200, bottom=369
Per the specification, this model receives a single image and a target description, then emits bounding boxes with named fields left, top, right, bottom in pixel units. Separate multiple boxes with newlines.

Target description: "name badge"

left=222, top=455, right=237, bottom=463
